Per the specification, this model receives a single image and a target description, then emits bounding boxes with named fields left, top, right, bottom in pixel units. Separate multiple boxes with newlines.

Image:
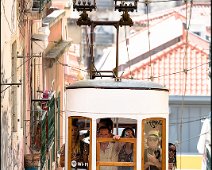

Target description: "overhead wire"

left=122, top=0, right=208, bottom=162
left=1, top=40, right=44, bottom=93
left=2, top=0, right=210, bottom=165
left=1, top=54, right=34, bottom=94
left=1, top=40, right=90, bottom=94
left=169, top=113, right=211, bottom=121
left=178, top=0, right=193, bottom=168
left=145, top=0, right=154, bottom=81
left=124, top=26, right=133, bottom=79
left=169, top=116, right=210, bottom=125
left=56, top=59, right=87, bottom=72
left=138, top=0, right=186, bottom=3
left=142, top=60, right=210, bottom=80
left=175, top=131, right=210, bottom=146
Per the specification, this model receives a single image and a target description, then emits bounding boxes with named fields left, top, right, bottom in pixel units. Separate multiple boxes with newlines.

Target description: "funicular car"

left=65, top=79, right=169, bottom=170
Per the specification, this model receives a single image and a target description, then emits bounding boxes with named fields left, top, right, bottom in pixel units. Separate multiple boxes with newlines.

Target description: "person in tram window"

left=144, top=130, right=162, bottom=170
left=168, top=143, right=177, bottom=170
left=59, top=123, right=83, bottom=168
left=71, top=121, right=89, bottom=169
left=71, top=123, right=82, bottom=161
left=118, top=127, right=135, bottom=170
left=97, top=118, right=114, bottom=137
left=98, top=126, right=122, bottom=170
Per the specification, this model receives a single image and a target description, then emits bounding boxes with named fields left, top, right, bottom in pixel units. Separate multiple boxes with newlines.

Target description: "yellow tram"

left=65, top=78, right=170, bottom=170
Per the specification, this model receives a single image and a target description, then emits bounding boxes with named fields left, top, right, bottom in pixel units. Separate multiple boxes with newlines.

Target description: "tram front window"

left=97, top=118, right=137, bottom=170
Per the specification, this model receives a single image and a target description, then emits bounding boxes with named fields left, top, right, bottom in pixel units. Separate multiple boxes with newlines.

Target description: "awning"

left=45, top=41, right=71, bottom=59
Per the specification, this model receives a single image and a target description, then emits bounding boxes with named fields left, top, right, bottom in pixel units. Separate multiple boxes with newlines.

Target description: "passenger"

left=118, top=127, right=135, bottom=170
left=71, top=120, right=89, bottom=169
left=144, top=130, right=162, bottom=170
left=98, top=126, right=121, bottom=170
left=59, top=123, right=82, bottom=168
left=168, top=143, right=177, bottom=170
left=71, top=123, right=81, bottom=161
left=97, top=118, right=114, bottom=137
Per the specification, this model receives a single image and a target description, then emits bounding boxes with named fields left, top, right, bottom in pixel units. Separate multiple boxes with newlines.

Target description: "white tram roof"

left=65, top=79, right=169, bottom=116
left=66, top=79, right=168, bottom=91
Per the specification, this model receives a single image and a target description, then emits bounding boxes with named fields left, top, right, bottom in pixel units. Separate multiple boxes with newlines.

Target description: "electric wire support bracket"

left=73, top=0, right=138, bottom=79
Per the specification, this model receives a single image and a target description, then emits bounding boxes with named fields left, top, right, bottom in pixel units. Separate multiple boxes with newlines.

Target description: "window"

left=142, top=118, right=166, bottom=170
left=96, top=117, right=137, bottom=170
left=68, top=117, right=91, bottom=170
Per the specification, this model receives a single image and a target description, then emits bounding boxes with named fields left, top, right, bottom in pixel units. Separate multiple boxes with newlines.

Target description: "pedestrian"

left=168, top=143, right=177, bottom=170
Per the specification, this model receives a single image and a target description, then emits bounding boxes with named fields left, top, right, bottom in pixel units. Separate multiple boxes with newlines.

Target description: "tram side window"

left=143, top=119, right=165, bottom=170
left=69, top=117, right=90, bottom=170
left=96, top=118, right=137, bottom=170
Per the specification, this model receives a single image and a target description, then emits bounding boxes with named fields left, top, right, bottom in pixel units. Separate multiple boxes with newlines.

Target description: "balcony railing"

left=47, top=96, right=55, bottom=148
left=41, top=111, right=47, bottom=169
left=29, top=92, right=55, bottom=169
left=40, top=94, right=55, bottom=169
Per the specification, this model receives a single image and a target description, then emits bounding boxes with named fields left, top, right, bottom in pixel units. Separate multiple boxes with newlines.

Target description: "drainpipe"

left=23, top=48, right=26, bottom=154
left=30, top=19, right=34, bottom=148
left=90, top=22, right=94, bottom=79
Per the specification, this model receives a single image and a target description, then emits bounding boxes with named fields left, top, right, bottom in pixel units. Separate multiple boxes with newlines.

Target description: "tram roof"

left=66, top=79, right=169, bottom=91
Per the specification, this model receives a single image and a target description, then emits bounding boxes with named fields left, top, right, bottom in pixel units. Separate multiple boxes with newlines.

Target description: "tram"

left=65, top=78, right=170, bottom=170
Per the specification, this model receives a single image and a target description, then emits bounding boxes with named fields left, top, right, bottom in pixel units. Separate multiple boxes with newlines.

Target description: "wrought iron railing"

left=47, top=96, right=55, bottom=148
left=40, top=111, right=47, bottom=169
left=30, top=92, right=55, bottom=169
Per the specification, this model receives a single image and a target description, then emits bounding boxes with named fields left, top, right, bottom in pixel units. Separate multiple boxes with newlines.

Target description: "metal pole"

left=90, top=22, right=94, bottom=79
left=115, top=25, right=119, bottom=78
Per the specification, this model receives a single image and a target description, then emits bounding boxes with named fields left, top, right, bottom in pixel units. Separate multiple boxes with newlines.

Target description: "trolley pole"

left=73, top=0, right=137, bottom=79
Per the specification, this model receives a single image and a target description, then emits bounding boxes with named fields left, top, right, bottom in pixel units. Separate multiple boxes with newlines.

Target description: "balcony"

left=25, top=92, right=55, bottom=169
